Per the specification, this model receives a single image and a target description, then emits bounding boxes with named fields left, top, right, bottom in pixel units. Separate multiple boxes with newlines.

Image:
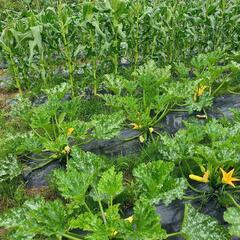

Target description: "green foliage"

left=53, top=168, right=93, bottom=204
left=133, top=160, right=187, bottom=205
left=102, top=60, right=189, bottom=131
left=1, top=1, right=240, bottom=239
left=182, top=204, right=230, bottom=240
left=1, top=1, right=240, bottom=93
left=0, top=198, right=68, bottom=239
left=70, top=197, right=167, bottom=240
left=0, top=155, right=21, bottom=183
left=125, top=198, right=167, bottom=239
left=224, top=207, right=240, bottom=237
left=91, top=111, right=125, bottom=140
left=69, top=146, right=106, bottom=176
left=97, top=167, right=123, bottom=203
left=70, top=204, right=126, bottom=240
left=157, top=118, right=240, bottom=210
left=160, top=119, right=240, bottom=170
left=102, top=53, right=238, bottom=137
left=0, top=84, right=124, bottom=173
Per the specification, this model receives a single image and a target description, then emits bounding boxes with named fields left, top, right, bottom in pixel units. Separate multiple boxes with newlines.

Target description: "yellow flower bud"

left=189, top=170, right=209, bottom=183
left=67, top=127, right=74, bottom=136
left=139, top=135, right=145, bottom=143
left=194, top=85, right=208, bottom=101
left=130, top=123, right=142, bottom=130
left=111, top=230, right=118, bottom=237
left=149, top=127, right=154, bottom=133
left=64, top=145, right=71, bottom=154
left=125, top=216, right=134, bottom=223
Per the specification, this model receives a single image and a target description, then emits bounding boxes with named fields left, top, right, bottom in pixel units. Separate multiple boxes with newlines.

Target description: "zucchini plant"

left=0, top=148, right=231, bottom=239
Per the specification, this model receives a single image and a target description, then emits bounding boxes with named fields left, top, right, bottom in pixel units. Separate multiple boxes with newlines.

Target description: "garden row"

left=1, top=1, right=240, bottom=240
left=0, top=0, right=240, bottom=94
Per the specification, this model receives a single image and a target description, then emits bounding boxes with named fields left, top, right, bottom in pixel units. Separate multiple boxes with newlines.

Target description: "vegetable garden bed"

left=1, top=1, right=240, bottom=240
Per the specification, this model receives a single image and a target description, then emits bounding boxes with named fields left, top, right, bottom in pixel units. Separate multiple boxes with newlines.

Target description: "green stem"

left=226, top=192, right=240, bottom=209
left=228, top=89, right=240, bottom=95
left=202, top=108, right=208, bottom=120
left=32, top=129, right=50, bottom=141
left=59, top=13, right=75, bottom=96
left=151, top=103, right=171, bottom=126
left=179, top=163, right=204, bottom=194
left=55, top=114, right=61, bottom=133
left=93, top=57, right=97, bottom=95
left=169, top=108, right=188, bottom=112
left=9, top=52, right=22, bottom=96
left=183, top=158, right=192, bottom=174
left=62, top=233, right=82, bottom=240
left=118, top=133, right=141, bottom=141
left=93, top=187, right=107, bottom=224
left=98, top=198, right=107, bottom=225
left=212, top=79, right=227, bottom=96
left=114, top=32, right=118, bottom=75
left=166, top=231, right=182, bottom=238
left=83, top=201, right=93, bottom=215
left=182, top=195, right=203, bottom=200
left=110, top=197, right=113, bottom=207
left=143, top=90, right=146, bottom=108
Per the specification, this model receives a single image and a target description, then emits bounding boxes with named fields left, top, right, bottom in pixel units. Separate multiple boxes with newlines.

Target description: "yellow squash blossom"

left=130, top=123, right=142, bottom=130
left=220, top=168, right=240, bottom=187
left=125, top=215, right=134, bottom=223
left=194, top=85, right=208, bottom=101
left=189, top=170, right=209, bottom=183
left=67, top=127, right=74, bottom=136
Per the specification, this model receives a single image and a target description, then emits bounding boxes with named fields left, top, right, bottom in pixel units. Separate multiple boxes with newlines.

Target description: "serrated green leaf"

left=70, top=205, right=125, bottom=240
left=224, top=207, right=240, bottom=237
left=133, top=160, right=187, bottom=205
left=182, top=204, right=230, bottom=240
left=91, top=111, right=125, bottom=140
left=53, top=168, right=93, bottom=204
left=0, top=155, right=21, bottom=183
left=70, top=212, right=101, bottom=231
left=124, top=198, right=167, bottom=239
left=97, top=167, right=123, bottom=202
left=0, top=198, right=67, bottom=239
left=69, top=147, right=106, bottom=177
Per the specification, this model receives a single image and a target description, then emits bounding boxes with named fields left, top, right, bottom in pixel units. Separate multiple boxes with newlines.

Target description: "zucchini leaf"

left=91, top=111, right=125, bottom=139
left=97, top=166, right=123, bottom=202
left=124, top=198, right=167, bottom=239
left=224, top=207, right=240, bottom=237
left=0, top=198, right=68, bottom=239
left=133, top=160, right=187, bottom=205
left=0, top=155, right=21, bottom=183
left=182, top=204, right=230, bottom=240
left=53, top=168, right=94, bottom=204
left=70, top=204, right=126, bottom=240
